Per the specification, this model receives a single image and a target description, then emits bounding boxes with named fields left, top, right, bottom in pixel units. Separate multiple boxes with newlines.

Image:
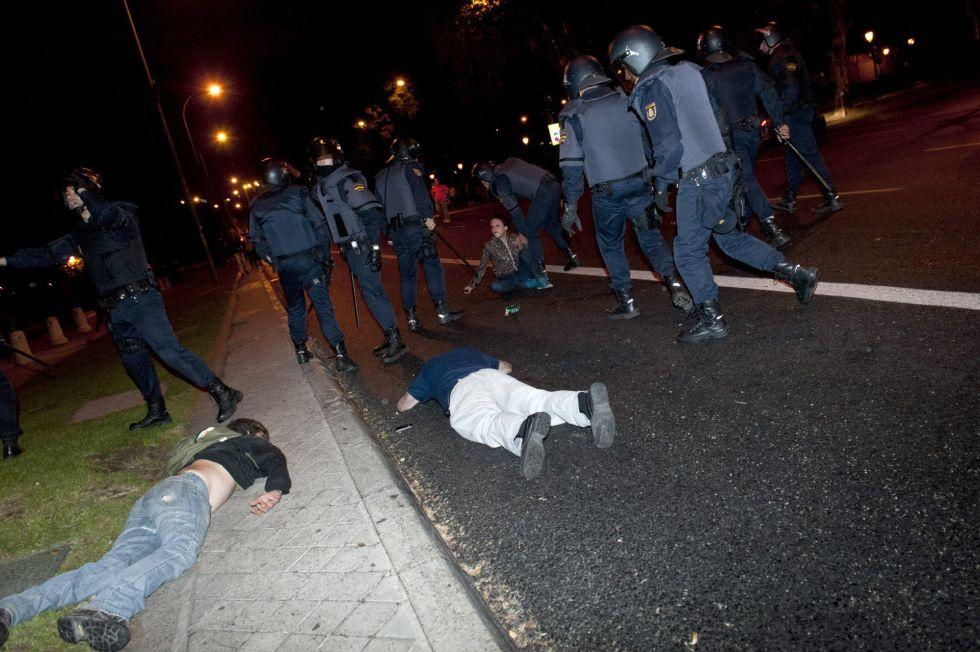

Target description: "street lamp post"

left=121, top=0, right=218, bottom=283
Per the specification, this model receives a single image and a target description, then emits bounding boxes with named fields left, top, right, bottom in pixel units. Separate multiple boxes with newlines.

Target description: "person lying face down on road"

left=463, top=218, right=550, bottom=295
left=0, top=418, right=290, bottom=652
left=395, top=346, right=616, bottom=480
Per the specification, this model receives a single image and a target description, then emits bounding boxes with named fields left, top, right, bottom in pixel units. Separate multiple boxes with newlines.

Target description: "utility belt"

left=683, top=153, right=731, bottom=183
left=387, top=214, right=423, bottom=231
left=274, top=248, right=317, bottom=264
left=590, top=170, right=645, bottom=195
left=100, top=278, right=153, bottom=309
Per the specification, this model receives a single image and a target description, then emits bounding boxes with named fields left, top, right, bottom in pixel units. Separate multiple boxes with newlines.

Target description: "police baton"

left=0, top=336, right=56, bottom=379
left=348, top=268, right=361, bottom=328
left=432, top=230, right=477, bottom=276
left=775, top=131, right=835, bottom=197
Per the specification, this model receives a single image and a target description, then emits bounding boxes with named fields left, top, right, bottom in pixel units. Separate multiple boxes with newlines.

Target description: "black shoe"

left=405, top=307, right=421, bottom=333
left=771, top=191, right=797, bottom=214
left=57, top=608, right=131, bottom=652
left=563, top=249, right=581, bottom=271
left=0, top=606, right=10, bottom=647
left=676, top=300, right=731, bottom=344
left=663, top=275, right=694, bottom=314
left=607, top=289, right=640, bottom=320
left=294, top=340, right=312, bottom=365
left=333, top=341, right=358, bottom=372
left=516, top=412, right=550, bottom=480
left=760, top=216, right=791, bottom=249
left=435, top=301, right=462, bottom=325
left=812, top=194, right=843, bottom=214
left=773, top=262, right=819, bottom=303
left=380, top=328, right=408, bottom=366
left=128, top=397, right=172, bottom=431
left=2, top=441, right=23, bottom=460
left=372, top=331, right=392, bottom=357
left=586, top=383, right=616, bottom=449
left=207, top=378, right=243, bottom=423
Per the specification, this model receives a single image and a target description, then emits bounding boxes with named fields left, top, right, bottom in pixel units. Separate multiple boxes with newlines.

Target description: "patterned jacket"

left=467, top=233, right=526, bottom=288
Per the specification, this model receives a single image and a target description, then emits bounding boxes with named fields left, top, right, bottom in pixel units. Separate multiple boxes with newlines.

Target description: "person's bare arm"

left=396, top=392, right=419, bottom=413
left=498, top=360, right=512, bottom=374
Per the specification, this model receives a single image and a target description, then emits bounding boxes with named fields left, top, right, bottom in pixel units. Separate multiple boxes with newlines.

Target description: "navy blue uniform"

left=487, top=158, right=570, bottom=267
left=5, top=191, right=216, bottom=402
left=629, top=60, right=784, bottom=304
left=0, top=369, right=21, bottom=448
left=702, top=54, right=784, bottom=222
left=374, top=160, right=448, bottom=310
left=559, top=85, right=678, bottom=292
left=311, top=165, right=397, bottom=331
left=768, top=41, right=835, bottom=194
left=249, top=184, right=345, bottom=346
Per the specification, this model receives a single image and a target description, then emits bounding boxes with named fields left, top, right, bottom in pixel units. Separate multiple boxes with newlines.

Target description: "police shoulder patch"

left=559, top=131, right=567, bottom=144
left=645, top=102, right=657, bottom=121
left=352, top=183, right=366, bottom=192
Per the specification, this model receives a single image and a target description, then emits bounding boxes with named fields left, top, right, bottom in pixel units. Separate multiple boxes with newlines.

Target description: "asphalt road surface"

left=278, top=81, right=979, bottom=650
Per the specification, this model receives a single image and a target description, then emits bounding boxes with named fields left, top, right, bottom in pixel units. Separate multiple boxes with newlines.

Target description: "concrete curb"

left=258, top=273, right=511, bottom=652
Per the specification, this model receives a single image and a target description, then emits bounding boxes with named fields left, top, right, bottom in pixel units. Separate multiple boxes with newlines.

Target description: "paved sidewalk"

left=130, top=275, right=503, bottom=652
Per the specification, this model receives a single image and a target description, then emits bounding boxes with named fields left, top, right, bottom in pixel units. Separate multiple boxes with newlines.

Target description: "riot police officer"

left=757, top=21, right=842, bottom=215
left=608, top=25, right=819, bottom=343
left=0, top=368, right=22, bottom=459
left=559, top=54, right=693, bottom=319
left=374, top=137, right=462, bottom=332
left=248, top=157, right=356, bottom=372
left=698, top=25, right=792, bottom=248
left=307, top=137, right=407, bottom=366
left=472, top=157, right=580, bottom=286
left=0, top=167, right=242, bottom=426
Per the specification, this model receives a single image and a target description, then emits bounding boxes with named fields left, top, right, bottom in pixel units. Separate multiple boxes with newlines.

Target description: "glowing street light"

left=457, top=162, right=464, bottom=170
left=230, top=176, right=238, bottom=184
left=215, top=130, right=228, bottom=143
left=356, top=119, right=367, bottom=128
left=234, top=202, right=242, bottom=209
left=864, top=31, right=875, bottom=43
left=213, top=203, right=219, bottom=209
left=428, top=173, right=436, bottom=180
left=521, top=136, right=530, bottom=146
left=395, top=78, right=406, bottom=88
left=882, top=47, right=891, bottom=55
left=207, top=83, right=223, bottom=97
left=193, top=196, right=201, bottom=203
left=519, top=115, right=528, bottom=123
left=560, top=98, right=567, bottom=105
left=907, top=37, right=916, bottom=46
left=179, top=199, right=186, bottom=205
left=232, top=189, right=240, bottom=196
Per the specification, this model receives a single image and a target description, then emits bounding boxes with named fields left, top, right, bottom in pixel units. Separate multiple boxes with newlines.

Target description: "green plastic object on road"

left=505, top=304, right=521, bottom=316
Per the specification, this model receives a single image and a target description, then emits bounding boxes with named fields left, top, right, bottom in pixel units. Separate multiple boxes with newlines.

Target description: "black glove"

left=654, top=190, right=672, bottom=214
left=644, top=202, right=663, bottom=228
left=369, top=244, right=382, bottom=272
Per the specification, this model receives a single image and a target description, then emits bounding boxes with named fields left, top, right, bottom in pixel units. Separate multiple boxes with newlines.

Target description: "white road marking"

left=767, top=187, right=903, bottom=201
left=923, top=142, right=980, bottom=152
left=835, top=127, right=908, bottom=141
left=758, top=156, right=783, bottom=163
left=423, top=255, right=980, bottom=311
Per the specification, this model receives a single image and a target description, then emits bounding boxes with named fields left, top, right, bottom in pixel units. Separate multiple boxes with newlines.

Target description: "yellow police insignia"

left=645, top=102, right=657, bottom=121
left=785, top=62, right=798, bottom=71
left=353, top=183, right=366, bottom=192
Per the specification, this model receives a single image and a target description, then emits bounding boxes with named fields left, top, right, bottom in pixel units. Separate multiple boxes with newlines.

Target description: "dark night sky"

left=7, top=0, right=974, bottom=260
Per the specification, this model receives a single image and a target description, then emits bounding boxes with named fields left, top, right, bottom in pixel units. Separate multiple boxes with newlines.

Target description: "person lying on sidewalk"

left=463, top=217, right=552, bottom=296
left=0, top=418, right=290, bottom=652
left=395, top=347, right=616, bottom=480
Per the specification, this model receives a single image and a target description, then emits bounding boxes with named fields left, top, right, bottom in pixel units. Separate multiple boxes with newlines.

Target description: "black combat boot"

left=760, top=216, right=791, bottom=248
left=676, top=300, right=731, bottom=344
left=579, top=382, right=616, bottom=448
left=129, top=396, right=172, bottom=431
left=812, top=192, right=843, bottom=215
left=372, top=332, right=392, bottom=357
left=207, top=378, right=243, bottom=423
left=294, top=340, right=312, bottom=365
left=2, top=439, right=22, bottom=460
left=58, top=608, right=130, bottom=652
left=771, top=190, right=796, bottom=214
left=333, top=341, right=358, bottom=372
left=380, top=328, right=408, bottom=366
left=435, top=301, right=462, bottom=325
left=514, top=412, right=550, bottom=480
left=663, top=274, right=694, bottom=313
left=405, top=307, right=421, bottom=333
left=607, top=288, right=640, bottom=320
left=773, top=262, right=819, bottom=303
left=563, top=248, right=581, bottom=271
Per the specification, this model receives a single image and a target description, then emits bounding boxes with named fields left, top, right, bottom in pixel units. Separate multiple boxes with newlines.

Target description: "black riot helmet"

left=65, top=167, right=104, bottom=194
left=563, top=55, right=612, bottom=98
left=697, top=25, right=731, bottom=62
left=258, top=157, right=292, bottom=190
left=608, top=25, right=685, bottom=78
left=471, top=162, right=494, bottom=184
left=756, top=21, right=783, bottom=49
left=391, top=137, right=421, bottom=161
left=308, top=136, right=345, bottom=175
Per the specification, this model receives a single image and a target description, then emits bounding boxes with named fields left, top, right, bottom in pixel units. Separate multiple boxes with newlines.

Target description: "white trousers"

left=448, top=369, right=590, bottom=456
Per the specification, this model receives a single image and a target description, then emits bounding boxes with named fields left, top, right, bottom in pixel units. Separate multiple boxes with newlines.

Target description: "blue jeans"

left=278, top=254, right=345, bottom=346
left=784, top=108, right=834, bottom=194
left=512, top=180, right=569, bottom=265
left=591, top=175, right=678, bottom=292
left=674, top=169, right=784, bottom=304
left=490, top=247, right=537, bottom=294
left=0, top=369, right=20, bottom=446
left=732, top=126, right=774, bottom=221
left=342, top=244, right=397, bottom=331
left=0, top=473, right=211, bottom=623
left=109, top=288, right=216, bottom=401
left=389, top=225, right=447, bottom=309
